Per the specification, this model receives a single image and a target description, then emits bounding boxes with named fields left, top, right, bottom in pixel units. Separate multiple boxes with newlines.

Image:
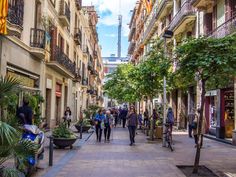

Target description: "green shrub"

left=52, top=123, right=76, bottom=139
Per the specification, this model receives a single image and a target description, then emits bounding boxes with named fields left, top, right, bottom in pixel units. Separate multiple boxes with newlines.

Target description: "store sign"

left=7, top=71, right=35, bottom=88
left=205, top=90, right=217, bottom=96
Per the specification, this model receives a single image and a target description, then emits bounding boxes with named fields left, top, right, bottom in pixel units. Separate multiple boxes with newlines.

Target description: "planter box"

left=53, top=137, right=77, bottom=149
left=156, top=126, right=163, bottom=139
left=75, top=125, right=91, bottom=133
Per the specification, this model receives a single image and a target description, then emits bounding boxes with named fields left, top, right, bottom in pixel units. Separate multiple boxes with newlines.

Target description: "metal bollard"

left=49, top=136, right=53, bottom=166
left=80, top=124, right=83, bottom=139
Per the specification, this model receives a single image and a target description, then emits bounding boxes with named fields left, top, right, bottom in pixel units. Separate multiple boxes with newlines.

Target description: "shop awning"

left=0, top=0, right=8, bottom=35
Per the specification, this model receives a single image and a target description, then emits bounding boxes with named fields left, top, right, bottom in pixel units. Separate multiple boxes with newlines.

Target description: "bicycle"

left=163, top=123, right=174, bottom=152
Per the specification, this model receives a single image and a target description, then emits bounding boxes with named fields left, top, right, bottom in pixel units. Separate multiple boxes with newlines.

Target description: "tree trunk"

left=150, top=97, right=154, bottom=141
left=193, top=80, right=206, bottom=174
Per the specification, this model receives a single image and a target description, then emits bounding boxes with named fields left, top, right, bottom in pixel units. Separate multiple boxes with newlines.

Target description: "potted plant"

left=155, top=119, right=163, bottom=139
left=52, top=123, right=77, bottom=149
left=75, top=118, right=91, bottom=133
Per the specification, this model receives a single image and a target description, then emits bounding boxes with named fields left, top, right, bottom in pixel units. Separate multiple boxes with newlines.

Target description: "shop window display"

left=224, top=90, right=234, bottom=138
left=210, top=96, right=217, bottom=128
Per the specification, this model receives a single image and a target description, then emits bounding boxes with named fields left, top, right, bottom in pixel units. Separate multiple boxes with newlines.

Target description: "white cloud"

left=83, top=0, right=137, bottom=37
left=105, top=34, right=117, bottom=37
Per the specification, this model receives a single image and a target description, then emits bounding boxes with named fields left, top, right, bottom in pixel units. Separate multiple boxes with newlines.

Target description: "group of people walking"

left=94, top=106, right=138, bottom=146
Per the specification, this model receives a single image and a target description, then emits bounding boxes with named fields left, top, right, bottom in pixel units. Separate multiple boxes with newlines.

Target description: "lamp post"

left=162, top=30, right=173, bottom=147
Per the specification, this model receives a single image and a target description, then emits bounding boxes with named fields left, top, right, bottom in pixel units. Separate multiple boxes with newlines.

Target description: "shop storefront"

left=205, top=88, right=235, bottom=140
left=221, top=88, right=235, bottom=139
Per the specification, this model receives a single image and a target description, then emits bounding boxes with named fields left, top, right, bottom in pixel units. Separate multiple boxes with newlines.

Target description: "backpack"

left=167, top=111, right=174, bottom=124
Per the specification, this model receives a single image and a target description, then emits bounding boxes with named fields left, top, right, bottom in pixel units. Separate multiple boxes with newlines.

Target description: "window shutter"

left=50, top=27, right=57, bottom=61
left=212, top=5, right=217, bottom=30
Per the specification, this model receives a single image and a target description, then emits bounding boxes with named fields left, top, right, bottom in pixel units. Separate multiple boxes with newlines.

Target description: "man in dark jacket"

left=127, top=107, right=138, bottom=146
left=17, top=97, right=33, bottom=125
left=120, top=108, right=128, bottom=128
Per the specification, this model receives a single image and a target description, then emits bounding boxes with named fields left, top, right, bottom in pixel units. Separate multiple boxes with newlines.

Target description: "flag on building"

left=0, top=0, right=8, bottom=35
left=144, top=0, right=152, bottom=14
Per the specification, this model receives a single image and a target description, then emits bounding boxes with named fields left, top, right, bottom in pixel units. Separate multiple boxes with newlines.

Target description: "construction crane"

left=117, top=0, right=122, bottom=58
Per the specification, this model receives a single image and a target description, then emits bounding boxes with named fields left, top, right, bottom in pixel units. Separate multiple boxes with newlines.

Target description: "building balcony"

left=73, top=68, right=82, bottom=83
left=82, top=78, right=88, bottom=87
left=59, top=0, right=70, bottom=26
left=143, top=10, right=158, bottom=42
left=191, top=0, right=214, bottom=9
left=74, top=28, right=82, bottom=46
left=75, top=0, right=82, bottom=10
left=93, top=50, right=98, bottom=58
left=7, top=0, right=24, bottom=37
left=91, top=69, right=98, bottom=77
left=169, top=1, right=196, bottom=34
left=128, top=42, right=135, bottom=55
left=128, top=21, right=136, bottom=42
left=29, top=28, right=46, bottom=60
left=82, top=45, right=89, bottom=56
left=88, top=61, right=94, bottom=71
left=208, top=15, right=236, bottom=38
left=156, top=0, right=173, bottom=20
left=47, top=46, right=76, bottom=78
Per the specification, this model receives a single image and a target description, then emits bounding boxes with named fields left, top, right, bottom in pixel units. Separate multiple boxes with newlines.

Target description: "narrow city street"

left=34, top=127, right=236, bottom=177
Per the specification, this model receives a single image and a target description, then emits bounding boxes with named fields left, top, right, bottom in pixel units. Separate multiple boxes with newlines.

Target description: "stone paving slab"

left=34, top=127, right=236, bottom=177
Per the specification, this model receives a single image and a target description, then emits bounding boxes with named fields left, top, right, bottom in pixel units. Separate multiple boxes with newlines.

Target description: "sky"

left=83, top=0, right=137, bottom=57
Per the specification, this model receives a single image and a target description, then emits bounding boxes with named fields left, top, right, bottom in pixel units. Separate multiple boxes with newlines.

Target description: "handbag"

left=192, top=121, right=197, bottom=129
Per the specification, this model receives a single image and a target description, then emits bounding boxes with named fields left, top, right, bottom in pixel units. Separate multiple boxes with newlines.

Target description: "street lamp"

left=162, top=30, right=173, bottom=147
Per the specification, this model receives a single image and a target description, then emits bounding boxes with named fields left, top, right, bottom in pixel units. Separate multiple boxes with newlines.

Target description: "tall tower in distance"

left=118, top=15, right=122, bottom=58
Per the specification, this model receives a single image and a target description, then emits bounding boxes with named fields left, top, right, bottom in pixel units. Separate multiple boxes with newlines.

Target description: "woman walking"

left=64, top=107, right=72, bottom=128
left=104, top=110, right=114, bottom=142
left=127, top=107, right=138, bottom=146
left=95, top=109, right=105, bottom=142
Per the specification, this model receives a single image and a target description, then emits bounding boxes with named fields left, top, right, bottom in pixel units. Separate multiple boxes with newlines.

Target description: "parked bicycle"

left=163, top=123, right=174, bottom=152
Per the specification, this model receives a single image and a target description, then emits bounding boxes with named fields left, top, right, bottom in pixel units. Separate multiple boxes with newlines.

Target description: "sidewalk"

left=34, top=127, right=236, bottom=177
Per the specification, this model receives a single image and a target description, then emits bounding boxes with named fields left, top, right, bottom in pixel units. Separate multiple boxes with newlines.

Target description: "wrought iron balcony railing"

left=30, top=28, right=45, bottom=49
left=51, top=46, right=76, bottom=75
left=8, top=0, right=24, bottom=27
left=207, top=14, right=236, bottom=38
left=74, top=28, right=82, bottom=45
left=169, top=1, right=195, bottom=31
left=88, top=61, right=94, bottom=71
left=59, top=0, right=70, bottom=24
left=75, top=0, right=82, bottom=10
left=74, top=68, right=82, bottom=82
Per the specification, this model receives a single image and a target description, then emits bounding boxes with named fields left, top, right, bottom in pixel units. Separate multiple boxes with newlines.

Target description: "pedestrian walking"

left=104, top=110, right=114, bottom=142
left=64, top=107, right=72, bottom=128
left=138, top=111, right=143, bottom=129
left=193, top=108, right=206, bottom=148
left=95, top=109, right=105, bottom=142
left=127, top=107, right=138, bottom=146
left=143, top=109, right=149, bottom=127
left=188, top=109, right=195, bottom=138
left=113, top=109, right=118, bottom=127
left=120, top=107, right=128, bottom=128
left=166, top=107, right=174, bottom=144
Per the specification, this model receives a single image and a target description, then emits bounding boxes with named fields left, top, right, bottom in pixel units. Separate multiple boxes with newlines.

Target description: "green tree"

left=175, top=35, right=236, bottom=173
left=104, top=63, right=141, bottom=103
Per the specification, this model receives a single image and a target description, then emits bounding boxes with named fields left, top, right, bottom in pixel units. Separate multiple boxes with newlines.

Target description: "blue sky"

left=83, top=0, right=137, bottom=57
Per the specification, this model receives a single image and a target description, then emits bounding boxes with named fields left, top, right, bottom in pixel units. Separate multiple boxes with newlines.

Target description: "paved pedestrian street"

left=33, top=127, right=236, bottom=177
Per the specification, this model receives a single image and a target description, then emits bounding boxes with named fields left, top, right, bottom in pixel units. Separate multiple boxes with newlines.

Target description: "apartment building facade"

left=0, top=0, right=103, bottom=128
left=129, top=0, right=236, bottom=144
